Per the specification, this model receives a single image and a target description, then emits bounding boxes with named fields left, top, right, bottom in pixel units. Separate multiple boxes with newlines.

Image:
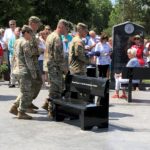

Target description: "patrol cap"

left=29, top=16, right=41, bottom=24
left=76, top=23, right=88, bottom=32
left=21, top=25, right=33, bottom=34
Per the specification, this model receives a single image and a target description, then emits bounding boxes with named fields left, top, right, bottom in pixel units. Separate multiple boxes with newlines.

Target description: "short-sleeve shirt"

left=126, top=57, right=141, bottom=67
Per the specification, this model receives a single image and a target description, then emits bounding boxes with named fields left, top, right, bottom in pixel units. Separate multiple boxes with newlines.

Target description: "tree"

left=107, top=0, right=150, bottom=35
left=88, top=0, right=112, bottom=33
left=31, top=0, right=91, bottom=30
left=0, top=0, right=34, bottom=27
left=0, top=0, right=112, bottom=34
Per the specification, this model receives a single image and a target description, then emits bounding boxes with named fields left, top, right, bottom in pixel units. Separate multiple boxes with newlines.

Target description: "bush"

left=0, top=64, right=9, bottom=74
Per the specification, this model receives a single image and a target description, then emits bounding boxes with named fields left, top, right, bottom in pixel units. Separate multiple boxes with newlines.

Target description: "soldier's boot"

left=48, top=101, right=54, bottom=119
left=17, top=112, right=32, bottom=120
left=41, top=98, right=49, bottom=111
left=29, top=103, right=39, bottom=110
left=9, top=104, right=18, bottom=116
left=26, top=108, right=38, bottom=114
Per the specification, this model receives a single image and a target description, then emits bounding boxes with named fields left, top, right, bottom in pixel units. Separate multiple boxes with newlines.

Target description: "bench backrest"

left=122, top=67, right=150, bottom=79
left=66, top=75, right=109, bottom=97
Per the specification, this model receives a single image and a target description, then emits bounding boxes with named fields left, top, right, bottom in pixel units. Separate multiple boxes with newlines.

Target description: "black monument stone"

left=111, top=21, right=145, bottom=80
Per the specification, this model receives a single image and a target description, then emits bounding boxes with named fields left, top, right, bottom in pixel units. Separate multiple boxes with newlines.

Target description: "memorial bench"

left=122, top=67, right=150, bottom=102
left=52, top=75, right=109, bottom=130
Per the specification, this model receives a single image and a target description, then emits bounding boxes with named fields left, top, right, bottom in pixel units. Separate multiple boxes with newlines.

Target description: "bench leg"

left=128, top=79, right=132, bottom=102
left=53, top=104, right=65, bottom=121
left=80, top=107, right=109, bottom=130
left=80, top=111, right=93, bottom=130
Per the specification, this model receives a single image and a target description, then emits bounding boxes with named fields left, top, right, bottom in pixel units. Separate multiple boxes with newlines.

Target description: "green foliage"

left=0, top=64, right=8, bottom=74
left=0, top=0, right=34, bottom=27
left=89, top=0, right=112, bottom=33
left=107, top=0, right=150, bottom=35
left=0, top=0, right=113, bottom=34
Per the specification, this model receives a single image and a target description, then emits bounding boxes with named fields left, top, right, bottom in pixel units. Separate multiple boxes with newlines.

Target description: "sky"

left=111, top=0, right=116, bottom=5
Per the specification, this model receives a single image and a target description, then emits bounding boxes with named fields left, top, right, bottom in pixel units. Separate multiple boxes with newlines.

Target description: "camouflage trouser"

left=48, top=66, right=64, bottom=98
left=31, top=71, right=42, bottom=100
left=14, top=71, right=42, bottom=111
left=15, top=74, right=33, bottom=112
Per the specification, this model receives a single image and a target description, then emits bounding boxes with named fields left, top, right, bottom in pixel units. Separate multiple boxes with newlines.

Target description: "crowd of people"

left=0, top=16, right=150, bottom=119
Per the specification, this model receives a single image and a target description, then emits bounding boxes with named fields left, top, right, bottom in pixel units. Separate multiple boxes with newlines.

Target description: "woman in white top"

left=95, top=33, right=111, bottom=78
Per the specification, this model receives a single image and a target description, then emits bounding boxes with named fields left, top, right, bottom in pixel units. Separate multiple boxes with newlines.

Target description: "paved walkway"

left=0, top=81, right=150, bottom=150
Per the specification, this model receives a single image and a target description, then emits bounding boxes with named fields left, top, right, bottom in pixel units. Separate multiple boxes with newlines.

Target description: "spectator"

left=145, top=41, right=150, bottom=67
left=3, top=20, right=16, bottom=65
left=0, top=28, right=5, bottom=64
left=8, top=27, right=21, bottom=88
left=88, top=30, right=99, bottom=65
left=0, top=43, right=3, bottom=64
left=112, top=48, right=143, bottom=99
left=131, top=35, right=145, bottom=66
left=0, top=28, right=6, bottom=52
left=61, top=26, right=73, bottom=70
left=95, top=33, right=111, bottom=78
left=44, top=25, right=52, bottom=36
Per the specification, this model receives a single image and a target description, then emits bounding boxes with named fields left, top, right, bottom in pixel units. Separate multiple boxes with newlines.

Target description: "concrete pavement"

left=0, top=81, right=150, bottom=150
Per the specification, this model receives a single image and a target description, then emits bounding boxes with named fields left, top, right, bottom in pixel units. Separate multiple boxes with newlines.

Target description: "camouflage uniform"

left=45, top=31, right=66, bottom=98
left=12, top=37, right=39, bottom=112
left=69, top=35, right=89, bottom=75
left=13, top=34, right=42, bottom=108
left=29, top=33, right=42, bottom=100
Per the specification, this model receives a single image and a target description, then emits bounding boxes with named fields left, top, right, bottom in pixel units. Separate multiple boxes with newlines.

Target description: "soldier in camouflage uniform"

left=68, top=23, right=90, bottom=100
left=28, top=16, right=43, bottom=110
left=9, top=25, right=38, bottom=119
left=12, top=16, right=43, bottom=112
left=43, top=19, right=69, bottom=118
left=69, top=23, right=89, bottom=75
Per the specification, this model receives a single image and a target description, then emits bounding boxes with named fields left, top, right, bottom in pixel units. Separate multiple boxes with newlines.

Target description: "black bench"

left=122, top=67, right=150, bottom=102
left=52, top=75, right=109, bottom=130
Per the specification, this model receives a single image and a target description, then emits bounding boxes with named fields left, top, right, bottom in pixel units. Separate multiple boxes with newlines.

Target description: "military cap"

left=29, top=16, right=41, bottom=24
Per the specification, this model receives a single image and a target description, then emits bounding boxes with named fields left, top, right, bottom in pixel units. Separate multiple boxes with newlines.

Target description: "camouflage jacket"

left=12, top=37, right=37, bottom=77
left=69, top=35, right=89, bottom=75
left=45, top=31, right=65, bottom=71
left=29, top=33, right=42, bottom=69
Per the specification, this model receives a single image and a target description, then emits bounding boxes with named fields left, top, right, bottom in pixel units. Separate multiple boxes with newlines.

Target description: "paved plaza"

left=0, top=81, right=150, bottom=150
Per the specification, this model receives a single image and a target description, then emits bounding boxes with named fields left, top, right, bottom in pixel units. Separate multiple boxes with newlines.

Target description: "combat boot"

left=9, top=104, right=18, bottom=115
left=26, top=108, right=37, bottom=114
left=29, top=103, right=39, bottom=110
left=41, top=98, right=49, bottom=111
left=17, top=112, right=32, bottom=120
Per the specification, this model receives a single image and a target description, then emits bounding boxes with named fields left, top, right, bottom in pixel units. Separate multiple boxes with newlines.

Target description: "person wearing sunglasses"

left=131, top=35, right=145, bottom=66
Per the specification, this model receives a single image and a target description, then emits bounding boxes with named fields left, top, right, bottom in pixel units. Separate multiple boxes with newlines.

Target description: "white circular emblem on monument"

left=124, top=23, right=134, bottom=34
